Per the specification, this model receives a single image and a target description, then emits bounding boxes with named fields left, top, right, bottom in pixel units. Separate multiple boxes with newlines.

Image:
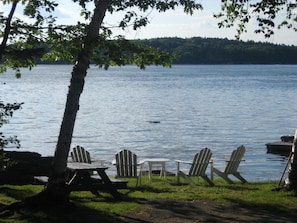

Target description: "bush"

left=0, top=100, right=23, bottom=172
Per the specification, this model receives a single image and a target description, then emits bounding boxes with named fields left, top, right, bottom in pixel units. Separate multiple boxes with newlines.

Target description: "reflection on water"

left=1, top=65, right=297, bottom=182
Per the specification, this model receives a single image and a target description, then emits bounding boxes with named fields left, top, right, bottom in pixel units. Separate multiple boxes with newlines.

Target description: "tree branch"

left=0, top=0, right=18, bottom=60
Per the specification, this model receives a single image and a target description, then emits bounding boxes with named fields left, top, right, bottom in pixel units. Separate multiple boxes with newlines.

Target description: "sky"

left=1, top=1, right=297, bottom=46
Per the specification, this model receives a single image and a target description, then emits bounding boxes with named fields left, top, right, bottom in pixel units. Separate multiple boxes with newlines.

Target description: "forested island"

left=133, top=37, right=297, bottom=64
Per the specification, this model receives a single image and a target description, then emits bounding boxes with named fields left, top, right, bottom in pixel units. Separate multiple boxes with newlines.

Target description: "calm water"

left=1, top=65, right=297, bottom=182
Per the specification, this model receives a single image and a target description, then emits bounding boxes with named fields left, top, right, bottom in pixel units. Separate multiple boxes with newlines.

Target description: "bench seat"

left=33, top=175, right=128, bottom=190
left=34, top=176, right=49, bottom=184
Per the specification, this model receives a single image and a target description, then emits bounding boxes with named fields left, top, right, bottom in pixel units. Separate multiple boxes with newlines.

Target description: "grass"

left=1, top=176, right=297, bottom=223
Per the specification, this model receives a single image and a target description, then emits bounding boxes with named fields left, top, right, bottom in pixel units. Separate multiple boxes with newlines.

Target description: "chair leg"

left=214, top=172, right=233, bottom=184
left=137, top=164, right=143, bottom=186
left=177, top=172, right=180, bottom=184
left=136, top=174, right=142, bottom=186
left=213, top=168, right=234, bottom=184
left=221, top=175, right=234, bottom=184
left=184, top=175, right=195, bottom=185
left=233, top=172, right=247, bottom=183
left=178, top=171, right=195, bottom=185
left=176, top=162, right=180, bottom=184
left=202, top=176, right=214, bottom=186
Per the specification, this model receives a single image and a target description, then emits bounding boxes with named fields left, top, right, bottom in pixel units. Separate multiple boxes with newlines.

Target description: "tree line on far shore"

left=133, top=37, right=297, bottom=64
left=38, top=37, right=297, bottom=65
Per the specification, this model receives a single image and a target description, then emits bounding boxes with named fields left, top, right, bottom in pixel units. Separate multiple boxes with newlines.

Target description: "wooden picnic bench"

left=34, top=162, right=127, bottom=199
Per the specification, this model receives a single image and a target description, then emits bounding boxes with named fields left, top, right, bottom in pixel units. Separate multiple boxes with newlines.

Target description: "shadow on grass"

left=172, top=178, right=258, bottom=191
left=130, top=197, right=297, bottom=223
left=129, top=185, right=174, bottom=193
left=223, top=197, right=297, bottom=222
left=0, top=193, right=144, bottom=223
left=211, top=184, right=259, bottom=191
left=0, top=202, right=137, bottom=223
left=0, top=186, right=36, bottom=201
left=0, top=186, right=144, bottom=223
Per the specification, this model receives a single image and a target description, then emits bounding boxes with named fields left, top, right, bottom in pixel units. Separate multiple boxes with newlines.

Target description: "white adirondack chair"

left=114, top=149, right=143, bottom=186
left=176, top=147, right=214, bottom=186
left=212, top=145, right=247, bottom=184
left=71, top=145, right=92, bottom=163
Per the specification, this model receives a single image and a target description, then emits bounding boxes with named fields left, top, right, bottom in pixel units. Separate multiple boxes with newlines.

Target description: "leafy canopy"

left=1, top=1, right=296, bottom=74
left=216, top=0, right=297, bottom=39
left=0, top=0, right=203, bottom=74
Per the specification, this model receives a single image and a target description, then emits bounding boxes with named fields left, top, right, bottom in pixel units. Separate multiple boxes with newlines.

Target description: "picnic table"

left=67, top=162, right=127, bottom=198
left=35, top=162, right=127, bottom=199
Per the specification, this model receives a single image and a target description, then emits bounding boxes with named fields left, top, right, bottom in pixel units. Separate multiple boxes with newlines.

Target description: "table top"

left=67, top=162, right=107, bottom=170
left=142, top=158, right=170, bottom=163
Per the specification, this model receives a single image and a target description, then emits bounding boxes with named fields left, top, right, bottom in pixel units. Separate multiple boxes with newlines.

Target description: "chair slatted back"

left=224, top=145, right=246, bottom=173
left=71, top=145, right=91, bottom=163
left=115, top=149, right=138, bottom=178
left=189, top=148, right=212, bottom=176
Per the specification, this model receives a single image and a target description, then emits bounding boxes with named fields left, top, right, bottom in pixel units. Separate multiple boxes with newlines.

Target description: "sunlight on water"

left=1, top=64, right=297, bottom=182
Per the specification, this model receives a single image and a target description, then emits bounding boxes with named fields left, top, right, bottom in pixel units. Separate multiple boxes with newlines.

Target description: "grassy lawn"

left=0, top=177, right=296, bottom=223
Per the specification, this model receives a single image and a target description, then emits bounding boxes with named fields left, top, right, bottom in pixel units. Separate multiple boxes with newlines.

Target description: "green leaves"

left=92, top=36, right=174, bottom=70
left=216, top=0, right=297, bottom=39
left=1, top=0, right=202, bottom=73
left=110, top=0, right=202, bottom=30
left=215, top=0, right=250, bottom=40
left=0, top=100, right=23, bottom=150
left=0, top=0, right=58, bottom=76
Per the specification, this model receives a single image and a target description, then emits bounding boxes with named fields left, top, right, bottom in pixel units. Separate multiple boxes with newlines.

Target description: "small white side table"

left=144, top=158, right=170, bottom=181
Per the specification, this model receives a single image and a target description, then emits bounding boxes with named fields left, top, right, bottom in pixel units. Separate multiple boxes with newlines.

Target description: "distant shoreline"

left=34, top=37, right=297, bottom=65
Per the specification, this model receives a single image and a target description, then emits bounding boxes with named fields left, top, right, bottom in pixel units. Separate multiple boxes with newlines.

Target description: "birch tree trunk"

left=44, top=0, right=109, bottom=202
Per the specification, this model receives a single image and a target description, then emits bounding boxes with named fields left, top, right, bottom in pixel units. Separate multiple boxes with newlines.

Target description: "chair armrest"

left=175, top=160, right=192, bottom=165
left=226, top=159, right=245, bottom=163
left=175, top=160, right=192, bottom=174
left=138, top=160, right=145, bottom=165
left=137, top=161, right=145, bottom=170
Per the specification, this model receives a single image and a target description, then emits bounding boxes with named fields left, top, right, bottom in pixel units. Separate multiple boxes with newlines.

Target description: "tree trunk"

left=285, top=129, right=297, bottom=191
left=43, top=0, right=109, bottom=203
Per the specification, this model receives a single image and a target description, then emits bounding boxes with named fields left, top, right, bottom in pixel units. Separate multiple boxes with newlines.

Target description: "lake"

left=1, top=64, right=297, bottom=182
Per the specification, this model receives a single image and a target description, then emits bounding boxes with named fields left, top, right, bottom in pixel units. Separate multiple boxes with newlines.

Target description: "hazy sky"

left=2, top=1, right=297, bottom=45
